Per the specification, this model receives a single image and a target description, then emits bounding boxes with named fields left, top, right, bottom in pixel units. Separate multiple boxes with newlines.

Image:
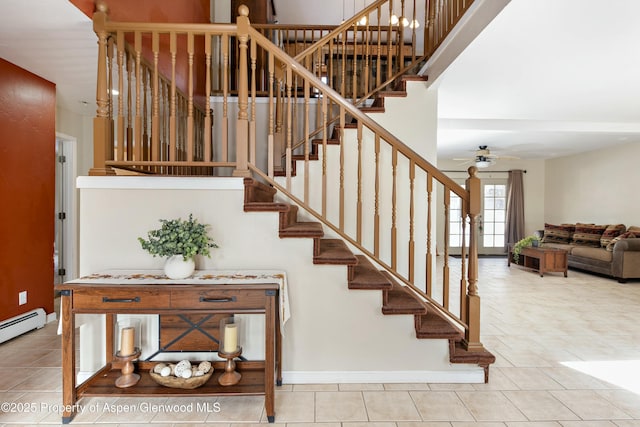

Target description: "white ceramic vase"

left=164, top=255, right=195, bottom=279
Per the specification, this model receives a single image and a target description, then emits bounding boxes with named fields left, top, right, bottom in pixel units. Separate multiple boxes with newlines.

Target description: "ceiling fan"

left=454, top=145, right=519, bottom=168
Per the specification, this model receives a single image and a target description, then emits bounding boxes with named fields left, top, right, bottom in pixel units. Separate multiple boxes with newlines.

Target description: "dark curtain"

left=505, top=169, right=525, bottom=249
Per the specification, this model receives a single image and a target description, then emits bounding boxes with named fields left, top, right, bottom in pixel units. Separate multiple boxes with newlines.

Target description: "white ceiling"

left=1, top=0, right=638, bottom=161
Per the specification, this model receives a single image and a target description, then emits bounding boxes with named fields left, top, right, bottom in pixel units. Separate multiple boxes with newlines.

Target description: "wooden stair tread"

left=313, top=239, right=357, bottom=265
left=414, top=311, right=464, bottom=340
left=244, top=202, right=289, bottom=212
left=348, top=255, right=392, bottom=290
left=380, top=272, right=427, bottom=315
left=379, top=90, right=407, bottom=97
left=280, top=221, right=324, bottom=238
left=450, top=341, right=496, bottom=365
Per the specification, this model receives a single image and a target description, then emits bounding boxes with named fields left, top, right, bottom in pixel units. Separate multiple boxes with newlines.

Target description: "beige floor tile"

left=410, top=391, right=474, bottom=422
left=558, top=422, right=617, bottom=426
left=362, top=391, right=421, bottom=421
left=262, top=391, right=314, bottom=423
left=315, top=391, right=367, bottom=422
left=428, top=384, right=476, bottom=391
left=457, top=391, right=527, bottom=422
left=10, top=367, right=61, bottom=392
left=0, top=368, right=41, bottom=391
left=286, top=423, right=341, bottom=427
left=339, top=383, right=385, bottom=391
left=93, top=396, right=167, bottom=424
left=505, top=423, right=561, bottom=427
left=451, top=423, right=507, bottom=427
left=397, top=422, right=453, bottom=427
left=498, top=368, right=564, bottom=391
left=342, top=423, right=397, bottom=427
left=503, top=391, right=579, bottom=421
left=205, top=395, right=264, bottom=422
left=0, top=391, right=60, bottom=424
left=540, top=367, right=613, bottom=390
left=612, top=421, right=640, bottom=426
left=595, top=390, right=640, bottom=418
left=292, top=384, right=339, bottom=391
left=384, top=383, right=431, bottom=391
left=550, top=390, right=632, bottom=420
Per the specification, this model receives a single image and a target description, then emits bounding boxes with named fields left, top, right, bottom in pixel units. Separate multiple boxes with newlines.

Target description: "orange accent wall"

left=0, top=58, right=55, bottom=322
left=69, top=0, right=211, bottom=106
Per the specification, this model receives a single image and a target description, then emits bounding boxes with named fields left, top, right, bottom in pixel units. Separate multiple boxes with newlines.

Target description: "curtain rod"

left=442, top=170, right=527, bottom=173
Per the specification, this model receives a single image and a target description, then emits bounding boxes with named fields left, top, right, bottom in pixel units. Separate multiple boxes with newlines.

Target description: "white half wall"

left=544, top=142, right=640, bottom=226
left=76, top=176, right=484, bottom=382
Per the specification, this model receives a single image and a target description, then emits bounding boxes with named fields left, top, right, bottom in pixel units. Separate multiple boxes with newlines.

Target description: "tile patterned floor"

left=1, top=258, right=640, bottom=426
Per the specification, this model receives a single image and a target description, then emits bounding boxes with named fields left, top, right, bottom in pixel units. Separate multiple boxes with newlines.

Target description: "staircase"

left=87, top=0, right=496, bottom=382
left=244, top=177, right=495, bottom=381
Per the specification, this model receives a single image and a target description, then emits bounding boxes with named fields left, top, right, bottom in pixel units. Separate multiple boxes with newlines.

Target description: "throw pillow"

left=573, top=224, right=607, bottom=247
left=601, top=224, right=626, bottom=248
left=541, top=223, right=575, bottom=244
left=606, top=231, right=638, bottom=251
left=628, top=225, right=640, bottom=234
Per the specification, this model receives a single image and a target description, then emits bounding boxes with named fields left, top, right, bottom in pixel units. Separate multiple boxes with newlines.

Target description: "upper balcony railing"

left=89, top=0, right=486, bottom=354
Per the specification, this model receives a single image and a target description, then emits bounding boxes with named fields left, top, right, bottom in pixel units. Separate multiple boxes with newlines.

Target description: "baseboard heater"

left=0, top=308, right=46, bottom=344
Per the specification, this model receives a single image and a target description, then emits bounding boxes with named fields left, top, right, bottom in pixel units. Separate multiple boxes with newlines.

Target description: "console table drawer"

left=171, top=289, right=266, bottom=310
left=72, top=289, right=169, bottom=310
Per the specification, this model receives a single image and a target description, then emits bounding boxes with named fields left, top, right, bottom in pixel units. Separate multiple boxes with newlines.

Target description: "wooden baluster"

left=304, top=60, right=310, bottom=206
left=352, top=23, right=358, bottom=103
left=186, top=33, right=194, bottom=162
left=274, top=74, right=284, bottom=174
left=221, top=35, right=229, bottom=163
left=267, top=54, right=275, bottom=178
left=115, top=32, right=124, bottom=163
left=464, top=166, right=484, bottom=352
left=134, top=32, right=142, bottom=162
left=89, top=1, right=114, bottom=175
left=399, top=0, right=406, bottom=73
left=426, top=174, right=433, bottom=296
left=142, top=67, right=149, bottom=162
left=374, top=134, right=381, bottom=257
left=126, top=50, right=133, bottom=161
left=391, top=146, right=398, bottom=270
left=169, top=33, right=177, bottom=162
left=152, top=32, right=160, bottom=162
left=376, top=5, right=382, bottom=89
left=234, top=6, right=250, bottom=177
left=204, top=34, right=212, bottom=163
left=341, top=31, right=347, bottom=98
left=409, top=160, right=415, bottom=283
left=357, top=122, right=363, bottom=244
left=322, top=96, right=329, bottom=219
left=250, top=37, right=257, bottom=166
left=338, top=107, right=345, bottom=231
left=364, top=18, right=370, bottom=97
left=460, top=189, right=468, bottom=322
left=285, top=67, right=293, bottom=189
left=328, top=38, right=334, bottom=92
left=443, top=187, right=450, bottom=309
left=387, top=0, right=394, bottom=83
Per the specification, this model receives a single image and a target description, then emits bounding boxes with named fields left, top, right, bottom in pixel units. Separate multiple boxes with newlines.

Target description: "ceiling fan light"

left=359, top=15, right=368, bottom=25
left=390, top=14, right=399, bottom=25
left=475, top=160, right=491, bottom=168
left=409, top=19, right=420, bottom=29
left=401, top=16, right=409, bottom=27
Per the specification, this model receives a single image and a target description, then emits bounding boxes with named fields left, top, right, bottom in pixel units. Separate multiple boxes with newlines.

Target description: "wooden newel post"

left=90, top=1, right=115, bottom=176
left=426, top=0, right=436, bottom=56
left=464, top=166, right=484, bottom=351
left=233, top=5, right=251, bottom=177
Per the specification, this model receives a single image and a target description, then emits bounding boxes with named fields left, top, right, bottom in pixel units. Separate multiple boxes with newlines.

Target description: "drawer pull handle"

left=199, top=296, right=236, bottom=303
left=102, top=297, right=141, bottom=303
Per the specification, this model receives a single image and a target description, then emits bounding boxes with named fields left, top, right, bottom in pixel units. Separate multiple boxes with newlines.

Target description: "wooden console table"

left=56, top=270, right=288, bottom=424
left=508, top=246, right=568, bottom=277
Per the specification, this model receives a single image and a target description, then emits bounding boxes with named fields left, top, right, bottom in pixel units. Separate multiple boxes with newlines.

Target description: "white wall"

left=55, top=106, right=94, bottom=175
left=545, top=142, right=640, bottom=226
left=76, top=177, right=484, bottom=383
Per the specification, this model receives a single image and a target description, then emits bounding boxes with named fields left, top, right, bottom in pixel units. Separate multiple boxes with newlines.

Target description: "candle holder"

left=218, top=317, right=242, bottom=386
left=217, top=347, right=242, bottom=386
left=114, top=347, right=141, bottom=388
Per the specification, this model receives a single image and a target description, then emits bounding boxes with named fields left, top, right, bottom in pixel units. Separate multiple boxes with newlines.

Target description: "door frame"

left=55, top=132, right=79, bottom=284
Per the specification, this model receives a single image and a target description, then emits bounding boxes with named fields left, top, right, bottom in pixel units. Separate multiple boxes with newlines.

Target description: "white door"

left=448, top=179, right=507, bottom=256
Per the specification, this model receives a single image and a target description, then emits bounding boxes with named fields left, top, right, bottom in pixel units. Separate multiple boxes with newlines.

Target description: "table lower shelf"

left=79, top=361, right=267, bottom=397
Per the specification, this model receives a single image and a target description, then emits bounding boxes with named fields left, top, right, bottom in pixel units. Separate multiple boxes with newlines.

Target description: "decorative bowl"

left=149, top=369, right=213, bottom=389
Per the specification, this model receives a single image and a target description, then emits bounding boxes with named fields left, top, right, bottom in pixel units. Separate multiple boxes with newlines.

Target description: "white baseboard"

left=46, top=312, right=57, bottom=323
left=282, top=369, right=485, bottom=384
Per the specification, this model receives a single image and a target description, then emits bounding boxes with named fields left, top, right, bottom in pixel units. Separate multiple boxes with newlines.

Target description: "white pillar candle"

left=223, top=323, right=238, bottom=353
left=120, top=326, right=135, bottom=356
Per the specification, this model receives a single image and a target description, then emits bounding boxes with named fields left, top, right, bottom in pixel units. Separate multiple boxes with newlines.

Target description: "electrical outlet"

left=19, top=291, right=27, bottom=305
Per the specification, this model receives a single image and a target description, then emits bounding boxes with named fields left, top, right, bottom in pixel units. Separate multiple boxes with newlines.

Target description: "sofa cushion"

left=542, top=223, right=575, bottom=244
left=628, top=225, right=640, bottom=234
left=571, top=246, right=613, bottom=262
left=601, top=224, right=626, bottom=248
left=606, top=231, right=638, bottom=251
left=572, top=224, right=607, bottom=247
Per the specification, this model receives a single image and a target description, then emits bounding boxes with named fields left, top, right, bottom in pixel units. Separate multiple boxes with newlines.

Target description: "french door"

left=448, top=179, right=507, bottom=255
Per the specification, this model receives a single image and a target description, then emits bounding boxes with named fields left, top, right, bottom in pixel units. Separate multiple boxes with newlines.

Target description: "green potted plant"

left=138, top=214, right=218, bottom=279
left=512, top=235, right=540, bottom=264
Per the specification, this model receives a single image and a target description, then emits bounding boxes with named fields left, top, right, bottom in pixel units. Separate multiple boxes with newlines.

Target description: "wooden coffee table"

left=508, top=246, right=568, bottom=277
